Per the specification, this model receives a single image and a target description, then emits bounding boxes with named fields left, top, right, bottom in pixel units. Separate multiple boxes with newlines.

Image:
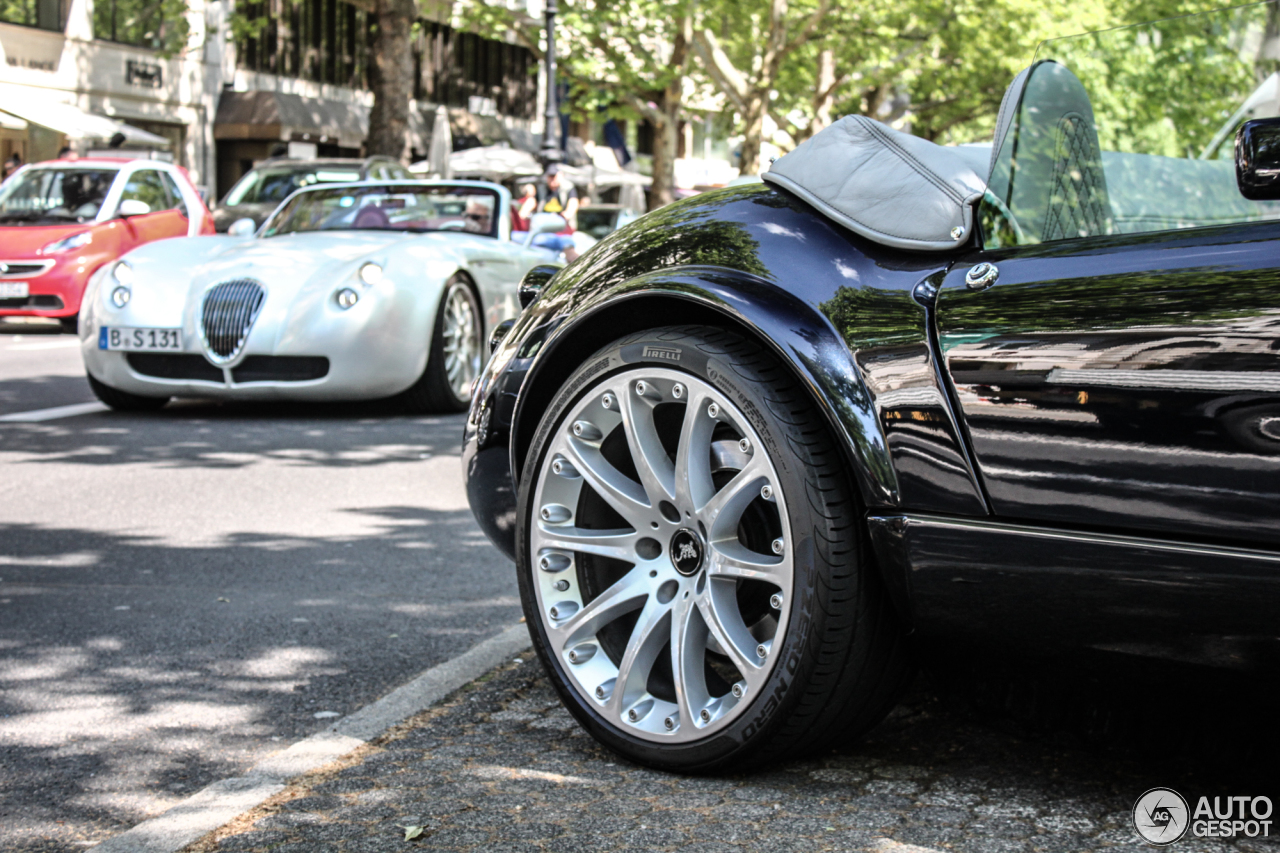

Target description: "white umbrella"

left=426, top=105, right=452, bottom=179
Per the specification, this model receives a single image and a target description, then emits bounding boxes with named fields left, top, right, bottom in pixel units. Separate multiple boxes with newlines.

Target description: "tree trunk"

left=738, top=93, right=766, bottom=177
left=366, top=0, right=415, bottom=161
left=648, top=90, right=680, bottom=208
left=812, top=48, right=835, bottom=135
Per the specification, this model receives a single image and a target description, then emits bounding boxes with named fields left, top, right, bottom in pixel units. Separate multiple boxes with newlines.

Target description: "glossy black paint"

left=868, top=513, right=1280, bottom=674
left=1236, top=117, right=1280, bottom=201
left=939, top=222, right=1280, bottom=547
left=463, top=183, right=988, bottom=559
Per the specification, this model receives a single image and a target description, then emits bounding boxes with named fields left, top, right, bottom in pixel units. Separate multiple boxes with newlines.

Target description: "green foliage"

left=93, top=0, right=192, bottom=57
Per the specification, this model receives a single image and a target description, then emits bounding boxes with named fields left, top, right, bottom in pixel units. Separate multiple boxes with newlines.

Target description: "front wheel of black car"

left=516, top=326, right=912, bottom=771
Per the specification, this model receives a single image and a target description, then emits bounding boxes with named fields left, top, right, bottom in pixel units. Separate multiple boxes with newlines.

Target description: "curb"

left=89, top=622, right=533, bottom=853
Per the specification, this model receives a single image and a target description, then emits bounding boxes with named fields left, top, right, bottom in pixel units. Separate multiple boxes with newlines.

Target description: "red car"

left=0, top=158, right=214, bottom=332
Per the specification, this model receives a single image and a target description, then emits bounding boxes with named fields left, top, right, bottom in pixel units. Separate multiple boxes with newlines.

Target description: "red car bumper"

left=0, top=253, right=107, bottom=319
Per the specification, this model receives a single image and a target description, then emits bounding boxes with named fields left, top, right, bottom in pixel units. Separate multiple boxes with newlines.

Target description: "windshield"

left=263, top=184, right=501, bottom=238
left=222, top=166, right=363, bottom=206
left=0, top=168, right=119, bottom=224
left=983, top=1, right=1280, bottom=248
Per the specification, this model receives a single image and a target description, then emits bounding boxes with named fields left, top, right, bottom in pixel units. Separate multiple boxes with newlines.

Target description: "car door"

left=936, top=39, right=1280, bottom=549
left=157, top=170, right=194, bottom=237
left=117, top=168, right=186, bottom=247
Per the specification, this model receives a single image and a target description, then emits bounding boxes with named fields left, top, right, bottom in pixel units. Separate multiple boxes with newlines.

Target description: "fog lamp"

left=336, top=287, right=360, bottom=309
left=110, top=286, right=131, bottom=308
left=358, top=262, right=383, bottom=286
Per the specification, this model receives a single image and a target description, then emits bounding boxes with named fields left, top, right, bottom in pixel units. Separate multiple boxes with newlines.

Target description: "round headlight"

left=111, top=261, right=134, bottom=286
left=110, top=286, right=131, bottom=308
left=336, top=287, right=360, bottom=309
left=358, top=262, right=383, bottom=286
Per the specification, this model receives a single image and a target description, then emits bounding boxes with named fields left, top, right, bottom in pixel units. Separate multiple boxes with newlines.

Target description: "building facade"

left=0, top=0, right=539, bottom=199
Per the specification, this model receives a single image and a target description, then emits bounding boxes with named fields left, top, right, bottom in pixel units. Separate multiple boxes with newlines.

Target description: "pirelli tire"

left=515, top=325, right=913, bottom=771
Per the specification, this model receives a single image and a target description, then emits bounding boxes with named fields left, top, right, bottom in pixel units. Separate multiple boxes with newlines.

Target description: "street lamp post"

left=540, top=0, right=562, bottom=166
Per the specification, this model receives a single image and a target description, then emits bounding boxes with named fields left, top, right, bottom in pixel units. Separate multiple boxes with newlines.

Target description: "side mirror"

left=522, top=212, right=566, bottom=247
left=1236, top=118, right=1280, bottom=200
left=118, top=199, right=151, bottom=217
left=489, top=318, right=515, bottom=353
left=518, top=264, right=559, bottom=309
left=227, top=218, right=257, bottom=237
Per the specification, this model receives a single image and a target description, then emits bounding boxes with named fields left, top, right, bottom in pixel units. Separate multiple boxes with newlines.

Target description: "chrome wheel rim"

left=441, top=283, right=481, bottom=402
left=530, top=367, right=792, bottom=743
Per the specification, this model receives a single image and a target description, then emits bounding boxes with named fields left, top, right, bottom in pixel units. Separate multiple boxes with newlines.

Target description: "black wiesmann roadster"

left=463, top=4, right=1280, bottom=771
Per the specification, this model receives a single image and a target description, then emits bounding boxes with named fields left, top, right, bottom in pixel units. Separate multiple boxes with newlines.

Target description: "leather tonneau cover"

left=762, top=115, right=986, bottom=251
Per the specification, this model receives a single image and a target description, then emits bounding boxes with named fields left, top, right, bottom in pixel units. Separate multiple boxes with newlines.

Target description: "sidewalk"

left=160, top=654, right=1236, bottom=853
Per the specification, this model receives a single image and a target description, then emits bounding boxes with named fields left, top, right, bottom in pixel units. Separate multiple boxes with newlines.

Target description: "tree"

left=692, top=0, right=832, bottom=175
left=458, top=0, right=696, bottom=207
left=365, top=0, right=416, bottom=160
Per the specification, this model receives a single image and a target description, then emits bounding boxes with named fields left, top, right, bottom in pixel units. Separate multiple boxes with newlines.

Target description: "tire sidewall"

left=515, top=327, right=835, bottom=771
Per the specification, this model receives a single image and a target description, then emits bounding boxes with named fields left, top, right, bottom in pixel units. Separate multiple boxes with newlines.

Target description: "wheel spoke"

left=537, top=526, right=636, bottom=561
left=671, top=592, right=709, bottom=726
left=559, top=438, right=651, bottom=522
left=700, top=456, right=769, bottom=540
left=698, top=579, right=766, bottom=683
left=620, top=389, right=676, bottom=505
left=610, top=597, right=671, bottom=714
left=707, top=540, right=788, bottom=586
left=550, top=565, right=649, bottom=648
left=673, top=389, right=717, bottom=511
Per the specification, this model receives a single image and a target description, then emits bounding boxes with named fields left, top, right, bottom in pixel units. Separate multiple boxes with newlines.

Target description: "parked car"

left=462, top=3, right=1280, bottom=772
left=79, top=180, right=564, bottom=412
left=575, top=204, right=641, bottom=240
left=0, top=158, right=214, bottom=332
left=211, top=156, right=412, bottom=232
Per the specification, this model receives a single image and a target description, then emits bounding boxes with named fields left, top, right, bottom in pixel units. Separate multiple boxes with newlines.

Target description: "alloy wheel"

left=441, top=283, right=481, bottom=402
left=529, top=367, right=792, bottom=742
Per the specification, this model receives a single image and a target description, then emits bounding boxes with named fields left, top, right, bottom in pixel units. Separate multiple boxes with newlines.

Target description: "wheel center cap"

left=670, top=528, right=704, bottom=576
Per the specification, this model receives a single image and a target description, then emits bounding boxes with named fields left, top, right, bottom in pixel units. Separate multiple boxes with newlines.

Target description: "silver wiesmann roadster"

left=78, top=180, right=563, bottom=412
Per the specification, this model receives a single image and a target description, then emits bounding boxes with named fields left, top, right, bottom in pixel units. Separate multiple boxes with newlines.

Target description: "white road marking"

left=5, top=339, right=82, bottom=351
left=0, top=402, right=108, bottom=422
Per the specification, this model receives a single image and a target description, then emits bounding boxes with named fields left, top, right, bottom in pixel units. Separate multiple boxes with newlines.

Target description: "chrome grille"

left=200, top=279, right=265, bottom=362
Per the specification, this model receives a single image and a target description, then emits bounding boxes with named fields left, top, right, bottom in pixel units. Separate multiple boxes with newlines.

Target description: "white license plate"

left=0, top=282, right=28, bottom=299
left=99, top=327, right=183, bottom=352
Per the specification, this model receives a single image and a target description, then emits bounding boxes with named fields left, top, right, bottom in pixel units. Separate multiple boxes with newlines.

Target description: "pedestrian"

left=514, top=182, right=536, bottom=232
left=538, top=164, right=578, bottom=230
left=509, top=165, right=579, bottom=261
left=2, top=153, right=22, bottom=180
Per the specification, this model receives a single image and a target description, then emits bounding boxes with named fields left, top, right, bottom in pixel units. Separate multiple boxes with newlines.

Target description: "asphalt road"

left=0, top=326, right=523, bottom=852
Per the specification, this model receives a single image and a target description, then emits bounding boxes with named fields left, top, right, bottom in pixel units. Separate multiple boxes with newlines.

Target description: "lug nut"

left=538, top=550, right=571, bottom=572
left=567, top=644, right=596, bottom=665
left=551, top=457, right=579, bottom=478
left=739, top=437, right=751, bottom=453
left=770, top=592, right=783, bottom=610
left=595, top=678, right=615, bottom=701
left=757, top=643, right=769, bottom=659
left=672, top=383, right=685, bottom=399
left=699, top=708, right=711, bottom=723
left=731, top=683, right=745, bottom=699
left=540, top=504, right=571, bottom=523
left=627, top=699, right=653, bottom=722
left=707, top=402, right=719, bottom=418
left=760, top=484, right=773, bottom=501
left=663, top=715, right=677, bottom=731
left=602, top=393, right=614, bottom=409
left=771, top=537, right=784, bottom=555
left=635, top=381, right=648, bottom=396
left=554, top=579, right=569, bottom=591
left=549, top=601, right=579, bottom=620
left=572, top=420, right=602, bottom=441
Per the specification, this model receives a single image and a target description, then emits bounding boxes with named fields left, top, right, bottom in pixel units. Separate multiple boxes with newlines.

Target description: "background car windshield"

left=0, top=168, right=118, bottom=223
left=983, top=2, right=1280, bottom=248
left=263, top=185, right=500, bottom=237
left=222, top=167, right=363, bottom=206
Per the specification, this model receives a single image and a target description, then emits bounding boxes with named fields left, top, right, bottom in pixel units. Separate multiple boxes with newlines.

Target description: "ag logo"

left=1134, top=787, right=1189, bottom=846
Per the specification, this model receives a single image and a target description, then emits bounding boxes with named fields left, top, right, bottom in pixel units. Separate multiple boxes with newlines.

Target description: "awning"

left=0, top=97, right=169, bottom=147
left=214, top=90, right=369, bottom=149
